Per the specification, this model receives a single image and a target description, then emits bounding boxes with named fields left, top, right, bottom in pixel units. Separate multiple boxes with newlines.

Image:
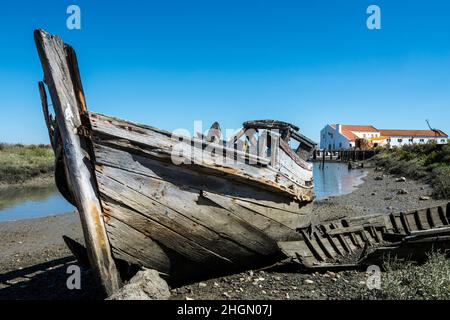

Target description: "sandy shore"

left=0, top=161, right=447, bottom=300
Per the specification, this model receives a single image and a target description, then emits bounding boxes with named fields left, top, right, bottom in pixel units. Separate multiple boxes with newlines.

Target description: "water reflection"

left=0, top=185, right=74, bottom=222
left=313, top=162, right=367, bottom=200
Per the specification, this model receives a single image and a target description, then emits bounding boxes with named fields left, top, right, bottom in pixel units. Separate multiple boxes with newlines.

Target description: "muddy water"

left=0, top=185, right=74, bottom=222
left=313, top=162, right=367, bottom=200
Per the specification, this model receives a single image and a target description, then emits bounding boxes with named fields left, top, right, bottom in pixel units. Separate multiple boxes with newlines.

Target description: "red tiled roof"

left=379, top=129, right=448, bottom=138
left=330, top=124, right=379, bottom=141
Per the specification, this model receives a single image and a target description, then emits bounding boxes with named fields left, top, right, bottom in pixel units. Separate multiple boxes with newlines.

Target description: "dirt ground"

left=0, top=161, right=447, bottom=300
left=0, top=213, right=102, bottom=299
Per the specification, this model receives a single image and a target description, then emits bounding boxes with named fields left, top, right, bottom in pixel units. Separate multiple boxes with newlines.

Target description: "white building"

left=320, top=124, right=381, bottom=150
left=379, top=129, right=449, bottom=147
left=320, top=124, right=448, bottom=150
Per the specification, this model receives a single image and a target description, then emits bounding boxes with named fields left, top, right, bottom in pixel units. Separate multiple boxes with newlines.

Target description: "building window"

left=420, top=139, right=424, bottom=142
left=387, top=138, right=391, bottom=142
left=398, top=139, right=403, bottom=143
left=442, top=139, right=446, bottom=143
left=409, top=138, right=413, bottom=142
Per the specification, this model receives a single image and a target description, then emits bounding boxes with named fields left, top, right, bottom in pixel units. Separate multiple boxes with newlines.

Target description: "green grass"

left=374, top=252, right=450, bottom=300
left=0, top=143, right=54, bottom=185
left=373, top=143, right=450, bottom=198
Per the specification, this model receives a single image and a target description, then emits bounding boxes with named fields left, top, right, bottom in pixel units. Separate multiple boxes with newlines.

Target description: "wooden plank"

left=97, top=165, right=280, bottom=256
left=201, top=191, right=302, bottom=241
left=438, top=206, right=449, bottom=226
left=106, top=216, right=171, bottom=274
left=413, top=210, right=425, bottom=231
left=96, top=172, right=256, bottom=261
left=233, top=199, right=308, bottom=229
left=298, top=230, right=325, bottom=262
left=277, top=241, right=314, bottom=262
left=326, top=225, right=372, bottom=236
left=34, top=29, right=120, bottom=296
left=407, top=226, right=450, bottom=238
left=325, top=234, right=344, bottom=256
left=95, top=165, right=280, bottom=261
left=336, top=233, right=353, bottom=253
left=93, top=142, right=307, bottom=221
left=402, top=211, right=414, bottom=232
left=38, top=81, right=54, bottom=149
left=102, top=198, right=235, bottom=268
left=313, top=232, right=335, bottom=259
left=389, top=214, right=400, bottom=233
left=347, top=232, right=361, bottom=248
left=330, top=223, right=352, bottom=253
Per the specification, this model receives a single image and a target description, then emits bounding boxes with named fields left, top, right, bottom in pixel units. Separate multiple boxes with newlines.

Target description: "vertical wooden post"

left=34, top=29, right=121, bottom=296
left=322, top=149, right=325, bottom=168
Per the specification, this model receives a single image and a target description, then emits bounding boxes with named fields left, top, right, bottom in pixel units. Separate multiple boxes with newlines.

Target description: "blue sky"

left=1, top=0, right=449, bottom=144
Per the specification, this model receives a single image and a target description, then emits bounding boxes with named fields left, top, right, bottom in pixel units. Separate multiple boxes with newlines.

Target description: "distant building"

left=379, top=129, right=449, bottom=147
left=320, top=124, right=381, bottom=150
left=320, top=124, right=448, bottom=150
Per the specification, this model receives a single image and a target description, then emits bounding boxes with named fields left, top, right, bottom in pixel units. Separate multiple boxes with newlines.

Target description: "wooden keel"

left=34, top=29, right=121, bottom=296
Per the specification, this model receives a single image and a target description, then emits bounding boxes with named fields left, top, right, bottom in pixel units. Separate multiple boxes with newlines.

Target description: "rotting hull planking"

left=87, top=112, right=315, bottom=281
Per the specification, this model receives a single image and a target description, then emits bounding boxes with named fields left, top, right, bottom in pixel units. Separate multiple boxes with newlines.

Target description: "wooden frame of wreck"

left=33, top=29, right=316, bottom=296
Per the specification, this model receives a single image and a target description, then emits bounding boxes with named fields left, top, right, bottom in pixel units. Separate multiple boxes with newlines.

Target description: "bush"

left=373, top=143, right=450, bottom=199
left=375, top=252, right=450, bottom=300
left=432, top=166, right=450, bottom=198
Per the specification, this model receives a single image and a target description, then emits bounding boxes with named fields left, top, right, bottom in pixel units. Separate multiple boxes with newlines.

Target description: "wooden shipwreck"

left=35, top=30, right=317, bottom=295
left=35, top=30, right=450, bottom=297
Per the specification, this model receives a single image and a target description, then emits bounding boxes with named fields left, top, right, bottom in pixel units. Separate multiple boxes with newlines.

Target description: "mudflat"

left=0, top=164, right=447, bottom=300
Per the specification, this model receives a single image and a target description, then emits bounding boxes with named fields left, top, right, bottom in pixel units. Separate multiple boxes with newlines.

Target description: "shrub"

left=375, top=252, right=450, bottom=300
left=373, top=143, right=450, bottom=199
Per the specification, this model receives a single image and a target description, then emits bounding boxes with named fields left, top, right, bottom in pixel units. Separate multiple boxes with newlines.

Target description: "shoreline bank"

left=0, top=173, right=54, bottom=191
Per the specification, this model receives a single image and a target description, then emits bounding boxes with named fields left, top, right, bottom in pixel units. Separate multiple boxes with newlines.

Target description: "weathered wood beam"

left=34, top=29, right=121, bottom=296
left=38, top=81, right=54, bottom=149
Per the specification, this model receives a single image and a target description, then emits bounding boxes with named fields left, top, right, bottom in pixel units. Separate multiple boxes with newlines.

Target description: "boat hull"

left=89, top=114, right=314, bottom=281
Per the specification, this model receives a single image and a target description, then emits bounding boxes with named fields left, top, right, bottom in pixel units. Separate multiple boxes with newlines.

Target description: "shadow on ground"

left=0, top=256, right=103, bottom=300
